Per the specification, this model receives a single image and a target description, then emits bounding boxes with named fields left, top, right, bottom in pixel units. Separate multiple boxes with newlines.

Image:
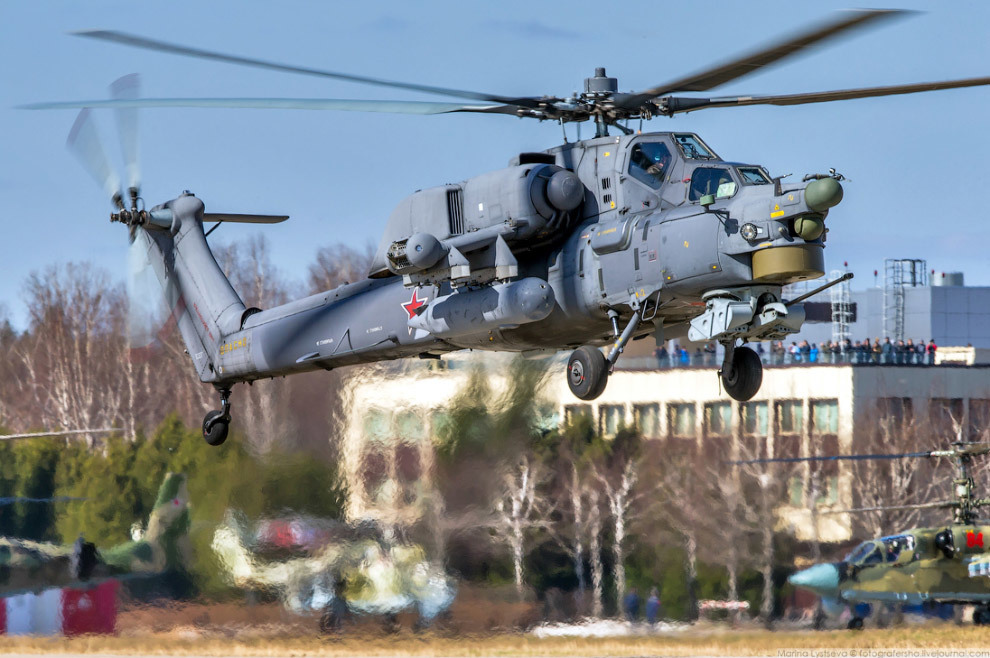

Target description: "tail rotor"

left=66, top=74, right=166, bottom=355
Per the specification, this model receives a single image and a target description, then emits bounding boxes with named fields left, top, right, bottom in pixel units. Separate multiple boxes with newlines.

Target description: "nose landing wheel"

left=720, top=344, right=763, bottom=401
left=567, top=346, right=608, bottom=401
left=202, top=387, right=232, bottom=446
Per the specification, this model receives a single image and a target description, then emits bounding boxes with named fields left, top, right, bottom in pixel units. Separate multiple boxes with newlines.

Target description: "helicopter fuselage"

left=791, top=525, right=990, bottom=615
left=144, top=130, right=839, bottom=387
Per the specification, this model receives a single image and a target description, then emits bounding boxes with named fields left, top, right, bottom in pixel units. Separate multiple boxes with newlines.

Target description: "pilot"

left=631, top=144, right=669, bottom=185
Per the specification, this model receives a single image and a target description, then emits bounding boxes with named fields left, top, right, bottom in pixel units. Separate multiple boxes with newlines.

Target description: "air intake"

left=447, top=187, right=464, bottom=236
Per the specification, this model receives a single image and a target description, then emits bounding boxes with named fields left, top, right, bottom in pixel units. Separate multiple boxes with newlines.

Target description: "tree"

left=591, top=427, right=642, bottom=609
left=16, top=263, right=128, bottom=440
left=307, top=243, right=374, bottom=294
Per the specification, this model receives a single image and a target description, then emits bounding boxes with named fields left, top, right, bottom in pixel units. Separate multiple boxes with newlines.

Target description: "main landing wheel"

left=202, top=410, right=229, bottom=446
left=974, top=608, right=990, bottom=625
left=721, top=345, right=763, bottom=401
left=567, top=346, right=608, bottom=400
left=847, top=616, right=864, bottom=631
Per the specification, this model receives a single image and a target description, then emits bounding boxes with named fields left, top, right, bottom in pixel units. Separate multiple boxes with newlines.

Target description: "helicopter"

left=738, top=444, right=990, bottom=629
left=0, top=472, right=191, bottom=594
left=211, top=511, right=455, bottom=632
left=24, top=9, right=990, bottom=446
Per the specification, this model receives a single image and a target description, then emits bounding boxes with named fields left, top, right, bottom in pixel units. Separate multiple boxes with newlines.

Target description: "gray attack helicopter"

left=25, top=10, right=990, bottom=446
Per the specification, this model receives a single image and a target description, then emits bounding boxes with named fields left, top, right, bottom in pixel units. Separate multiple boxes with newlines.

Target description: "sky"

left=2, top=0, right=989, bottom=330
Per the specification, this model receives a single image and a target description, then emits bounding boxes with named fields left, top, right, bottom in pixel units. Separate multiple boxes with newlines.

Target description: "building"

left=340, top=354, right=990, bottom=544
left=785, top=269, right=990, bottom=350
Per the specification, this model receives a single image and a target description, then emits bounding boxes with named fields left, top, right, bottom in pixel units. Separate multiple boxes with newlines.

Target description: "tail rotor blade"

left=67, top=109, right=122, bottom=208
left=126, top=226, right=168, bottom=357
left=110, top=74, right=141, bottom=195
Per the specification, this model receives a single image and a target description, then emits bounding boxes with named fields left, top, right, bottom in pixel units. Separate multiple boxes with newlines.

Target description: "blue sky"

left=2, top=0, right=989, bottom=329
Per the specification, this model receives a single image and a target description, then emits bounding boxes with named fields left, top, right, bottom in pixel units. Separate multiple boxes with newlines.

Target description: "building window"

left=877, top=398, right=913, bottom=435
left=430, top=409, right=452, bottom=439
left=811, top=400, right=839, bottom=434
left=811, top=435, right=839, bottom=507
left=535, top=403, right=561, bottom=434
left=634, top=403, right=661, bottom=438
left=565, top=404, right=592, bottom=426
left=742, top=402, right=769, bottom=436
left=775, top=400, right=803, bottom=459
left=361, top=448, right=389, bottom=501
left=740, top=401, right=769, bottom=459
left=395, top=410, right=425, bottom=442
left=788, top=476, right=804, bottom=506
left=970, top=399, right=990, bottom=442
left=395, top=442, right=422, bottom=504
left=363, top=408, right=391, bottom=443
left=817, top=476, right=840, bottom=506
left=668, top=403, right=697, bottom=439
left=704, top=402, right=732, bottom=437
left=600, top=404, right=625, bottom=437
left=930, top=398, right=964, bottom=438
left=776, top=400, right=804, bottom=435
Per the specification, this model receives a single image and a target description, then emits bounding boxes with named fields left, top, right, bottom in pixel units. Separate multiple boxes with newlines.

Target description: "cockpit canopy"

left=845, top=535, right=916, bottom=566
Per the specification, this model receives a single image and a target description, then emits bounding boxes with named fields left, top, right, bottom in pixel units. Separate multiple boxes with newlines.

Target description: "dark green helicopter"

left=738, top=443, right=990, bottom=629
left=24, top=10, right=990, bottom=447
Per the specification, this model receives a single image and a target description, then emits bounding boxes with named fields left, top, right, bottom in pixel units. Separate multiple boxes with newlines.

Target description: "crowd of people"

left=652, top=337, right=940, bottom=368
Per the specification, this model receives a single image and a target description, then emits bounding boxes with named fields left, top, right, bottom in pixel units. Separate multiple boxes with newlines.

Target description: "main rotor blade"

left=821, top=501, right=957, bottom=514
left=729, top=451, right=935, bottom=466
left=73, top=30, right=545, bottom=108
left=23, top=97, right=517, bottom=115
left=110, top=73, right=141, bottom=193
left=615, top=9, right=906, bottom=109
left=666, top=76, right=990, bottom=113
left=0, top=428, right=116, bottom=441
left=203, top=213, right=288, bottom=224
left=0, top=496, right=88, bottom=506
left=66, top=109, right=121, bottom=206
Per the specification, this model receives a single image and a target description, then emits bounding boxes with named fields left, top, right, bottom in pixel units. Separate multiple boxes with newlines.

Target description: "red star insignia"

left=402, top=288, right=427, bottom=319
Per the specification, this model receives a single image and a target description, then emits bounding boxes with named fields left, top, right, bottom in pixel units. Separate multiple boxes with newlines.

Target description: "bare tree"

left=16, top=263, right=127, bottom=440
left=646, top=441, right=706, bottom=620
left=848, top=402, right=954, bottom=537
left=214, top=236, right=296, bottom=454
left=307, top=243, right=374, bottom=294
left=491, top=453, right=553, bottom=597
left=592, top=430, right=642, bottom=608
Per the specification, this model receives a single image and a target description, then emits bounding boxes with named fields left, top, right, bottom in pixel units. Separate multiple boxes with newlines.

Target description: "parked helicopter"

left=737, top=444, right=990, bottom=629
left=0, top=472, right=191, bottom=594
left=25, top=10, right=990, bottom=446
left=211, top=511, right=455, bottom=632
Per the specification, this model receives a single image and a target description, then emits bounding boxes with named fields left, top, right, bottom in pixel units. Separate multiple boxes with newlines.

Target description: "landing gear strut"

left=719, top=342, right=763, bottom=401
left=202, top=387, right=232, bottom=446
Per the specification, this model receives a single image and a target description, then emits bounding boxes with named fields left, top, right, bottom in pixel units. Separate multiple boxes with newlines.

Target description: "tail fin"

left=138, top=193, right=247, bottom=382
left=101, top=472, right=191, bottom=573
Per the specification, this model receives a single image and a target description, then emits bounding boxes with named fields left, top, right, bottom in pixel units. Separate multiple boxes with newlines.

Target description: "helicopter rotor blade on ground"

left=0, top=496, right=89, bottom=506
left=820, top=501, right=958, bottom=515
left=72, top=30, right=547, bottom=109
left=0, top=428, right=117, bottom=441
left=664, top=76, right=990, bottom=113
left=728, top=451, right=935, bottom=465
left=22, top=97, right=517, bottom=115
left=614, top=9, right=906, bottom=109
